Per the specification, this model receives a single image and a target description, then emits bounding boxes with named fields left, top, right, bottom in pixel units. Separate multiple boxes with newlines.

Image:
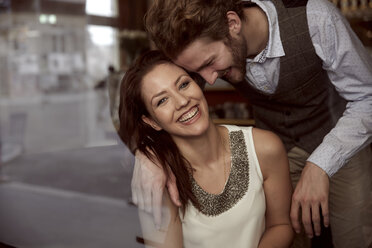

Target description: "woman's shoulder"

left=252, top=128, right=284, bottom=155
left=221, top=125, right=285, bottom=156
left=251, top=128, right=287, bottom=179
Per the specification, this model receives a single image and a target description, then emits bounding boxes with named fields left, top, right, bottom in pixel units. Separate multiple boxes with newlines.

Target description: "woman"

left=118, top=50, right=293, bottom=248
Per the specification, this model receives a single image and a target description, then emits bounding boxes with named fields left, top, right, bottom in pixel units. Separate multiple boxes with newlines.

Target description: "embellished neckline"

left=190, top=129, right=250, bottom=216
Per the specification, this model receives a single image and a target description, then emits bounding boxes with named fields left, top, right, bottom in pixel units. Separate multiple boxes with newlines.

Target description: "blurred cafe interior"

left=0, top=0, right=371, bottom=247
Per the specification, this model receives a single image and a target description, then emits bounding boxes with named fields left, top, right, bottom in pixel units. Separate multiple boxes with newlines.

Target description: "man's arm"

left=138, top=190, right=183, bottom=248
left=132, top=151, right=181, bottom=227
left=291, top=0, right=372, bottom=237
left=306, top=0, right=372, bottom=176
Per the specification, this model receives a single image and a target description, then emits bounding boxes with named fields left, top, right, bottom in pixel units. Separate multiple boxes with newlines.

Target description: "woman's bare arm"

left=252, top=128, right=294, bottom=248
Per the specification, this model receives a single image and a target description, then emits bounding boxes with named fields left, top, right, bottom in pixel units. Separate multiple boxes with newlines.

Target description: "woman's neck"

left=172, top=123, right=228, bottom=170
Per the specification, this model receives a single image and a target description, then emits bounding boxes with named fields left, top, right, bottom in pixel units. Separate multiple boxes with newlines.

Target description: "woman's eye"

left=157, top=97, right=167, bottom=106
left=179, top=81, right=190, bottom=89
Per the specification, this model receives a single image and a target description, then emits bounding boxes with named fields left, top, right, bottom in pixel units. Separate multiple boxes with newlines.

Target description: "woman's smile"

left=178, top=106, right=200, bottom=123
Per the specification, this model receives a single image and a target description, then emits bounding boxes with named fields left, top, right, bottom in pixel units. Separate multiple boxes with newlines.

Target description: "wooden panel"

left=117, top=0, right=148, bottom=30
left=203, top=89, right=251, bottom=106
left=213, top=118, right=255, bottom=126
left=87, top=15, right=119, bottom=27
left=40, top=0, right=85, bottom=15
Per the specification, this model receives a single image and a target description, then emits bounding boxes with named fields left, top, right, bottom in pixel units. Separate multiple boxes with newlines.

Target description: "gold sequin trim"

left=190, top=130, right=250, bottom=216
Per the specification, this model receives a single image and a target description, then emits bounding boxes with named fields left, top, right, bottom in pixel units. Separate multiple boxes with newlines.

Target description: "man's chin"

left=223, top=75, right=244, bottom=84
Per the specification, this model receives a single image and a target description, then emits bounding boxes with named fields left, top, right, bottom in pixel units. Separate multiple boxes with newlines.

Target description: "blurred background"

left=0, top=0, right=371, bottom=247
left=0, top=1, right=150, bottom=247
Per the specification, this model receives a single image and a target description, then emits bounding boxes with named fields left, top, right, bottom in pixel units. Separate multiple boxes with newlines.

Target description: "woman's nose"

left=174, top=92, right=189, bottom=109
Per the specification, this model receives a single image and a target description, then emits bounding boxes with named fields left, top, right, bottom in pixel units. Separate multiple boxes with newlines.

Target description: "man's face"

left=174, top=36, right=247, bottom=85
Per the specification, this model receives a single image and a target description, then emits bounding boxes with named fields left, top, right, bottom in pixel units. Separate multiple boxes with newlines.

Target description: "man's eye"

left=204, top=60, right=214, bottom=68
left=179, top=81, right=190, bottom=89
left=157, top=97, right=167, bottom=106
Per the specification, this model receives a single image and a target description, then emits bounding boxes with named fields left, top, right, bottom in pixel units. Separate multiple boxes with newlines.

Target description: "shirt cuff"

left=306, top=143, right=345, bottom=177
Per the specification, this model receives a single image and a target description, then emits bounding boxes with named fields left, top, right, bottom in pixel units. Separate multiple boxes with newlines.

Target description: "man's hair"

left=145, top=0, right=245, bottom=59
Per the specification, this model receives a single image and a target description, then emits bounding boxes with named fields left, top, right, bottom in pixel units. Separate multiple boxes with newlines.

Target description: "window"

left=85, top=0, right=117, bottom=17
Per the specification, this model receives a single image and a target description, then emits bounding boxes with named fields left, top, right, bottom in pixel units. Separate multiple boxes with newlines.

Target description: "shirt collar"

left=244, top=0, right=285, bottom=63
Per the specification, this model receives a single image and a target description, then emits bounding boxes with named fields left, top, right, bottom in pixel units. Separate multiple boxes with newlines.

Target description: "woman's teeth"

left=179, top=107, right=199, bottom=122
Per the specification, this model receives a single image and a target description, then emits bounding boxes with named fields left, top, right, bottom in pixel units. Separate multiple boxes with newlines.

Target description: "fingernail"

left=308, top=235, right=313, bottom=239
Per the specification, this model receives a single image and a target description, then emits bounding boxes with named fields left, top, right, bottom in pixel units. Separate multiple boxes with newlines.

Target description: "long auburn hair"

left=118, top=50, right=202, bottom=212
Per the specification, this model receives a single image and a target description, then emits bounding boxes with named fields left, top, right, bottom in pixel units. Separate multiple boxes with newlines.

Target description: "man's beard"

left=222, top=35, right=247, bottom=84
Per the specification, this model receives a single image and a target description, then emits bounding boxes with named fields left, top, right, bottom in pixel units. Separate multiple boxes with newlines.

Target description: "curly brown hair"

left=145, top=0, right=245, bottom=59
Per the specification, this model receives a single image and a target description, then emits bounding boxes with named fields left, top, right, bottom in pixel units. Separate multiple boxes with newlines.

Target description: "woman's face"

left=141, top=63, right=210, bottom=138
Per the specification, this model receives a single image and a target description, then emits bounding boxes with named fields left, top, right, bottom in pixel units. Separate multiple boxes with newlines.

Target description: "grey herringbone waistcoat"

left=235, top=0, right=347, bottom=153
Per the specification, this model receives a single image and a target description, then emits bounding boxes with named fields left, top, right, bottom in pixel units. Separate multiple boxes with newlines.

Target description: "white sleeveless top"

left=181, top=125, right=266, bottom=248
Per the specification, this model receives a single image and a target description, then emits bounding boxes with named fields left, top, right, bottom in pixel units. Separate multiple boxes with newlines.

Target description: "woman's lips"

left=178, top=106, right=199, bottom=123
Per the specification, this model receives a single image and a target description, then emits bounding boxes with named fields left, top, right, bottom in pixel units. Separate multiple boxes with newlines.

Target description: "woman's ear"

left=226, top=11, right=242, bottom=37
left=141, top=115, right=162, bottom=131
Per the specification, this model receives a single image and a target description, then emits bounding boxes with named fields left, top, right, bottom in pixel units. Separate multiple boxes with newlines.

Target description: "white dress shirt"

left=244, top=0, right=372, bottom=176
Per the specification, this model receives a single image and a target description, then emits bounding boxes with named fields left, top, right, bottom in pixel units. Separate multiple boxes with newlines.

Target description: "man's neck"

left=242, top=6, right=269, bottom=58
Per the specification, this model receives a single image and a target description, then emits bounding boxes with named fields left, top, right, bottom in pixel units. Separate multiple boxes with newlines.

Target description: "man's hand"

left=290, top=162, right=330, bottom=238
left=131, top=151, right=181, bottom=228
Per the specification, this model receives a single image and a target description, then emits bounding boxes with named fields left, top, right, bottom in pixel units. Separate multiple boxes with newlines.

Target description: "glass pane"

left=0, top=2, right=139, bottom=247
left=85, top=0, right=117, bottom=17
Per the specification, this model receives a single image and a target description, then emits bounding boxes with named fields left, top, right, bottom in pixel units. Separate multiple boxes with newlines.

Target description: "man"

left=130, top=0, right=372, bottom=247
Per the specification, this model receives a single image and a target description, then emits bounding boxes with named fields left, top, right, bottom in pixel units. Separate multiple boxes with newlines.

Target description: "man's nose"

left=200, top=70, right=218, bottom=85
